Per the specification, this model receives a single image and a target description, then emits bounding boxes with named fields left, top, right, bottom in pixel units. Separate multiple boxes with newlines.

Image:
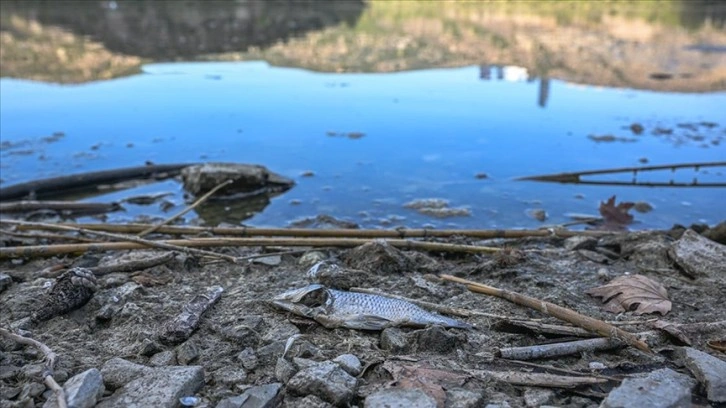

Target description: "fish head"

left=271, top=284, right=331, bottom=318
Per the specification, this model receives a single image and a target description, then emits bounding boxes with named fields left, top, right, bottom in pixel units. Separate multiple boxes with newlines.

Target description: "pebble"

left=600, top=368, right=696, bottom=408
left=365, top=388, right=437, bottom=408
left=333, top=354, right=362, bottom=376
left=444, top=388, right=484, bottom=408
left=563, top=236, right=597, bottom=251
left=0, top=273, right=12, bottom=293
left=177, top=341, right=200, bottom=365
left=216, top=383, right=282, bottom=408
left=149, top=350, right=177, bottom=367
left=287, top=361, right=357, bottom=406
left=523, top=388, right=554, bottom=407
left=236, top=347, right=258, bottom=370
left=380, top=328, right=409, bottom=353
left=679, top=347, right=726, bottom=402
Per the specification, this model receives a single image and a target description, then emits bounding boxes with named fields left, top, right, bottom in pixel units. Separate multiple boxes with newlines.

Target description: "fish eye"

left=300, top=288, right=328, bottom=307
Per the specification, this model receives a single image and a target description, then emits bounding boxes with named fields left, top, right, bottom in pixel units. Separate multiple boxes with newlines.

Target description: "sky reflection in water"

left=1, top=61, right=724, bottom=229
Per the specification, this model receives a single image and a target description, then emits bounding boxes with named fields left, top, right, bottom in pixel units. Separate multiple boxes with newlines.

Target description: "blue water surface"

left=1, top=62, right=724, bottom=229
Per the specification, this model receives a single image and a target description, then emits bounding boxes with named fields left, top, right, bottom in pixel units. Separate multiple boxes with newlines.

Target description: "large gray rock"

left=216, top=383, right=282, bottom=408
left=365, top=388, right=437, bottom=408
left=600, top=368, right=696, bottom=408
left=97, top=358, right=204, bottom=408
left=46, top=368, right=104, bottom=408
left=181, top=163, right=294, bottom=196
left=668, top=229, right=726, bottom=278
left=287, top=361, right=357, bottom=406
left=679, top=347, right=726, bottom=402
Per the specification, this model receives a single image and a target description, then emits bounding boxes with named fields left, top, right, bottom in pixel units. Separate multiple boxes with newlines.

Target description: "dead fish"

left=272, top=284, right=471, bottom=330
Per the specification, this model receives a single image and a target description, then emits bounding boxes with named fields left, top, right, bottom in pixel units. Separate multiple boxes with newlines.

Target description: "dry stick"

left=498, top=331, right=659, bottom=360
left=0, top=229, right=98, bottom=243
left=440, top=274, right=652, bottom=354
left=469, top=369, right=607, bottom=388
left=43, top=223, right=620, bottom=239
left=0, top=220, right=237, bottom=263
left=138, top=180, right=232, bottom=237
left=90, top=252, right=177, bottom=275
left=0, top=327, right=67, bottom=408
left=500, top=358, right=620, bottom=382
left=0, top=237, right=502, bottom=259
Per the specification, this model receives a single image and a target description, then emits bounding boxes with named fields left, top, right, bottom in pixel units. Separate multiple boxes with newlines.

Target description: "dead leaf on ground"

left=597, top=195, right=635, bottom=231
left=586, top=274, right=671, bottom=315
left=382, top=361, right=468, bottom=406
left=652, top=320, right=692, bottom=345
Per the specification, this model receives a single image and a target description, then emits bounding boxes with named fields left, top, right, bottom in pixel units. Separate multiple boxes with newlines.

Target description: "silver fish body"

left=272, top=284, right=471, bottom=330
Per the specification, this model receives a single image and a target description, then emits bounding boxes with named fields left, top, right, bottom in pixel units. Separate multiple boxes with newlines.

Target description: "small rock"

left=262, top=322, right=301, bottom=344
left=589, top=361, right=607, bottom=370
left=54, top=368, right=104, bottom=408
left=563, top=236, right=597, bottom=251
left=678, top=347, right=726, bottom=402
left=577, top=249, right=611, bottom=264
left=282, top=394, right=333, bottom=408
left=97, top=358, right=204, bottom=408
left=179, top=396, right=201, bottom=407
left=333, top=354, right=362, bottom=376
left=523, top=388, right=554, bottom=407
left=630, top=123, right=644, bottom=135
left=525, top=208, right=547, bottom=222
left=380, top=328, right=410, bottom=353
left=633, top=201, right=654, bottom=213
left=180, top=163, right=293, bottom=197
left=343, top=240, right=413, bottom=275
left=474, top=173, right=488, bottom=179
left=177, top=341, right=200, bottom=365
left=252, top=255, right=281, bottom=266
left=444, top=388, right=484, bottom=408
left=668, top=229, right=726, bottom=278
left=213, top=367, right=248, bottom=388
left=0, top=273, right=12, bottom=293
left=298, top=251, right=327, bottom=268
left=240, top=383, right=282, bottom=408
left=19, top=382, right=46, bottom=399
left=413, top=325, right=465, bottom=354
left=149, top=350, right=177, bottom=367
left=287, top=361, right=357, bottom=406
left=236, top=348, right=258, bottom=370
left=275, top=357, right=297, bottom=383
left=365, top=388, right=437, bottom=408
left=306, top=261, right=376, bottom=290
left=600, top=368, right=696, bottom=408
left=300, top=171, right=315, bottom=177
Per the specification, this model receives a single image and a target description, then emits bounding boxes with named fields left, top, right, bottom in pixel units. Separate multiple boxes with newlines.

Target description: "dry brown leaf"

left=598, top=195, right=635, bottom=231
left=382, top=361, right=468, bottom=406
left=586, top=274, right=671, bottom=315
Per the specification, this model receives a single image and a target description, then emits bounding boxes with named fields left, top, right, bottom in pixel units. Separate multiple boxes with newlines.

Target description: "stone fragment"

left=333, top=354, right=362, bottom=376
left=213, top=367, right=248, bottom=388
left=149, top=350, right=177, bottom=367
left=0, top=273, right=12, bottom=293
left=287, top=361, right=357, bottom=406
left=282, top=394, right=333, bottom=408
left=444, top=388, right=484, bottom=408
left=679, top=347, right=726, bottom=402
left=365, top=388, right=437, bottom=408
left=97, top=358, right=204, bottom=408
left=669, top=229, right=726, bottom=278
left=44, top=368, right=104, bottom=408
left=180, top=163, right=293, bottom=197
left=563, top=236, right=597, bottom=251
left=237, top=347, right=258, bottom=370
left=176, top=341, right=200, bottom=365
left=275, top=357, right=297, bottom=383
left=601, top=368, right=696, bottom=408
left=380, top=328, right=409, bottom=353
left=523, top=388, right=554, bottom=407
left=217, top=383, right=282, bottom=408
left=343, top=239, right=413, bottom=275
left=413, top=325, right=465, bottom=354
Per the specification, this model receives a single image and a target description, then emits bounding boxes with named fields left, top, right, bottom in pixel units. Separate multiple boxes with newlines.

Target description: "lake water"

left=1, top=1, right=724, bottom=230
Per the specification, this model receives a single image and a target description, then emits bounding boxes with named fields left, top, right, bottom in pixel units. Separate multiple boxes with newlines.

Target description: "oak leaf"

left=586, top=274, right=671, bottom=315
left=598, top=195, right=635, bottom=231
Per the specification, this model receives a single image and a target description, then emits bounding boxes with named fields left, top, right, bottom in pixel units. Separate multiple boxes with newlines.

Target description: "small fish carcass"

left=271, top=284, right=471, bottom=330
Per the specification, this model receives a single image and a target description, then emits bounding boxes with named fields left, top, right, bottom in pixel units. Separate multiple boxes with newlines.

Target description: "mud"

left=1, top=226, right=724, bottom=407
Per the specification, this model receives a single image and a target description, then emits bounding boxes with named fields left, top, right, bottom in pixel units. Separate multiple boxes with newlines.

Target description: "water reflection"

left=2, top=0, right=724, bottom=92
